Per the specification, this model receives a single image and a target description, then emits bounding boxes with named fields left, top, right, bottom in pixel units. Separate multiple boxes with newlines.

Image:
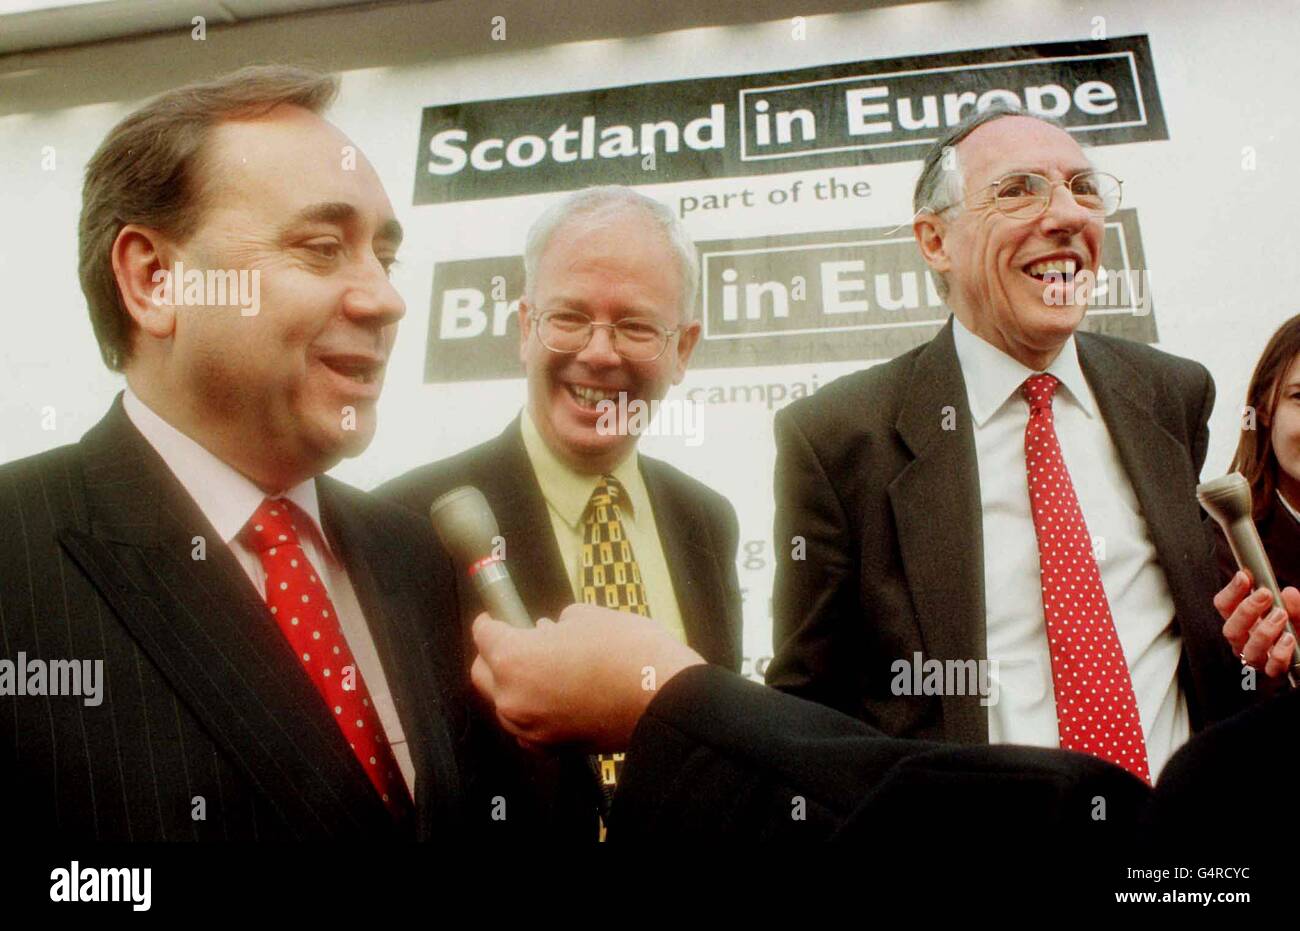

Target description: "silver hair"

left=912, top=102, right=1070, bottom=216
left=523, top=185, right=700, bottom=321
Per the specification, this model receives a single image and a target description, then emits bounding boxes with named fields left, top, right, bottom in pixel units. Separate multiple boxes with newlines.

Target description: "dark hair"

left=78, top=65, right=338, bottom=371
left=1229, top=314, right=1300, bottom=518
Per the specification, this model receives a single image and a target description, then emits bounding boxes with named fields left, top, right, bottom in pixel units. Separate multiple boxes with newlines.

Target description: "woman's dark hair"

left=1229, top=314, right=1300, bottom=517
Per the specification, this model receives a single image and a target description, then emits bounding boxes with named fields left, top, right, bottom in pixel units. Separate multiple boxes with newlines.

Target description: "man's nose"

left=342, top=257, right=406, bottom=327
left=1039, top=181, right=1093, bottom=234
left=576, top=323, right=622, bottom=367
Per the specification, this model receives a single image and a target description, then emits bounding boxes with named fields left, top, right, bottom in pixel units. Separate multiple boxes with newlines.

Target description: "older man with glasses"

left=763, top=103, right=1257, bottom=784
left=378, top=185, right=742, bottom=841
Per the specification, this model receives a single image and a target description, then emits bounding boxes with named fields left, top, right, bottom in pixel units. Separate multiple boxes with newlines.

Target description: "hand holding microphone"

left=1199, top=472, right=1300, bottom=686
left=428, top=485, right=610, bottom=804
left=469, top=605, right=703, bottom=751
left=429, top=486, right=704, bottom=810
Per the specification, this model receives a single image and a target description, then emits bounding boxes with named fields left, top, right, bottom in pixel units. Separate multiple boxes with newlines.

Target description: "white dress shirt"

left=951, top=317, right=1190, bottom=778
left=122, top=388, right=415, bottom=797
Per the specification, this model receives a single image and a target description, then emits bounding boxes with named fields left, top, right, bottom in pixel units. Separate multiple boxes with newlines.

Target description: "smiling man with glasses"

left=378, top=185, right=742, bottom=841
left=765, top=103, right=1258, bottom=784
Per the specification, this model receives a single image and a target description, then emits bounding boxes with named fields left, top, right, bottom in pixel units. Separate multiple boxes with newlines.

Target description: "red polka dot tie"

left=1022, top=375, right=1151, bottom=784
left=243, top=498, right=413, bottom=818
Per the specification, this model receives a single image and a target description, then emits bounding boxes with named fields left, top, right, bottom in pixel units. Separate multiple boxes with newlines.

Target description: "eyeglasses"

left=936, top=170, right=1123, bottom=219
left=530, top=310, right=680, bottom=362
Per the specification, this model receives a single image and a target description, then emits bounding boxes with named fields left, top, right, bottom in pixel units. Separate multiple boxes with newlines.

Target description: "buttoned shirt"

left=519, top=409, right=686, bottom=643
left=951, top=316, right=1190, bottom=778
left=123, top=387, right=415, bottom=796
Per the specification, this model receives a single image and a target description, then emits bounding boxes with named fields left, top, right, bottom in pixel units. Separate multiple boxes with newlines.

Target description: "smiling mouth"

left=1024, top=257, right=1078, bottom=281
left=566, top=383, right=623, bottom=410
left=319, top=356, right=382, bottom=385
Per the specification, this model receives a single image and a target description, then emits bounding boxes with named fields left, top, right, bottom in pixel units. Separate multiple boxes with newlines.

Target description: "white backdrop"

left=2, top=0, right=1297, bottom=677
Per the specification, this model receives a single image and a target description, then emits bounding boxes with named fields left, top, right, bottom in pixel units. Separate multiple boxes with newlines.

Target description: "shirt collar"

left=519, top=407, right=641, bottom=528
left=951, top=313, right=1097, bottom=426
left=122, top=386, right=329, bottom=551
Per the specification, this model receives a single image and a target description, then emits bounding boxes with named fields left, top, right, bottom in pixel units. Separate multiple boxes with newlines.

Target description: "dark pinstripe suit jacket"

left=0, top=395, right=472, bottom=841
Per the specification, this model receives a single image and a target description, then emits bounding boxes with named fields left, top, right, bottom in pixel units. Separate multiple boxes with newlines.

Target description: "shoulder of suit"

left=371, top=433, right=506, bottom=516
left=321, top=473, right=437, bottom=540
left=0, top=440, right=83, bottom=507
left=1077, top=330, right=1211, bottom=389
left=639, top=454, right=736, bottom=522
left=0, top=441, right=88, bottom=566
left=776, top=341, right=928, bottom=430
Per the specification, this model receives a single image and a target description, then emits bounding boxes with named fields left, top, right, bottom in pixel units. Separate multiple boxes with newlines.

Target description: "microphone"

left=429, top=486, right=532, bottom=630
left=1197, top=472, right=1300, bottom=686
left=429, top=485, right=615, bottom=817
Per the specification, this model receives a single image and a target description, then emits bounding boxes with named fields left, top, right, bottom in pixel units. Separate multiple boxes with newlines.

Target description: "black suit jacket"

left=614, top=664, right=1151, bottom=852
left=616, top=662, right=1295, bottom=866
left=377, top=417, right=742, bottom=669
left=0, top=396, right=472, bottom=841
left=766, top=318, right=1252, bottom=744
left=376, top=416, right=743, bottom=839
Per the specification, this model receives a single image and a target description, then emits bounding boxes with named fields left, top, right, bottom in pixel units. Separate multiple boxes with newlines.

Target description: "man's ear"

left=111, top=224, right=177, bottom=341
left=913, top=210, right=952, bottom=280
left=671, top=319, right=701, bottom=385
left=518, top=296, right=533, bottom=365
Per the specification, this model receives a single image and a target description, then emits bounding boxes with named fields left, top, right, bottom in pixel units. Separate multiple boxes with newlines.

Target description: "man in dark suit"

left=0, top=66, right=471, bottom=841
left=378, top=186, right=742, bottom=839
left=765, top=105, right=1253, bottom=784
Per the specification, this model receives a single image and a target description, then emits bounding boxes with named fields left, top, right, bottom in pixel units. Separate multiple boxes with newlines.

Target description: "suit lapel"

left=316, top=479, right=463, bottom=831
left=888, top=319, right=988, bottom=743
left=463, top=421, right=604, bottom=820
left=58, top=398, right=397, bottom=838
left=1076, top=335, right=1227, bottom=719
left=471, top=419, right=733, bottom=664
left=475, top=418, right=574, bottom=621
left=639, top=460, right=734, bottom=667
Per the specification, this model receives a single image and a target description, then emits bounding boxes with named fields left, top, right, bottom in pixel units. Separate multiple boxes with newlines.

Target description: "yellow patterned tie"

left=580, top=475, right=649, bottom=840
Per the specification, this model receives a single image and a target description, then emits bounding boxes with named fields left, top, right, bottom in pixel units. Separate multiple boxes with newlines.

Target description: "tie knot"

left=585, top=475, right=627, bottom=519
left=243, top=498, right=301, bottom=553
left=1021, top=373, right=1060, bottom=412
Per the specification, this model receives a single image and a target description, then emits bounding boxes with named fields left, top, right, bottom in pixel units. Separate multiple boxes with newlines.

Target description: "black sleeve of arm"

left=1178, top=362, right=1227, bottom=572
left=717, top=494, right=744, bottom=674
left=764, top=408, right=862, bottom=713
left=1191, top=362, right=1215, bottom=478
left=612, top=666, right=1152, bottom=846
left=614, top=665, right=917, bottom=840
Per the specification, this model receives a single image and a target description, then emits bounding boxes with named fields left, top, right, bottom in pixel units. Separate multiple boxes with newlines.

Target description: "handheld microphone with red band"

left=429, top=486, right=532, bottom=630
left=429, top=484, right=614, bottom=820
